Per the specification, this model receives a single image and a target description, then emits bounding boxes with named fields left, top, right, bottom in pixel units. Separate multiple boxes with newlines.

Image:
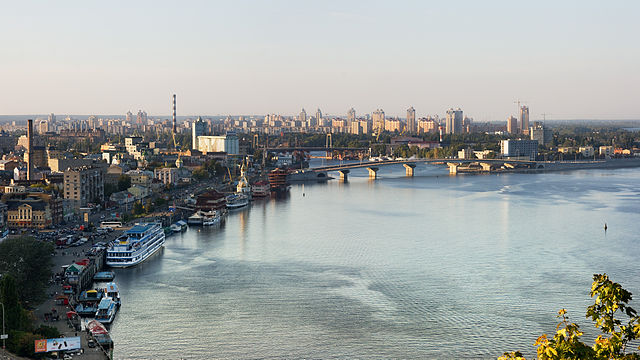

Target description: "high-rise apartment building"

left=406, top=107, right=416, bottom=134
left=445, top=108, right=463, bottom=134
left=347, top=108, right=356, bottom=123
left=372, top=109, right=385, bottom=133
left=530, top=122, right=553, bottom=145
left=192, top=116, right=206, bottom=150
left=507, top=116, right=518, bottom=134
left=298, top=109, right=307, bottom=125
left=64, top=166, right=105, bottom=210
left=520, top=106, right=530, bottom=134
left=315, top=109, right=323, bottom=126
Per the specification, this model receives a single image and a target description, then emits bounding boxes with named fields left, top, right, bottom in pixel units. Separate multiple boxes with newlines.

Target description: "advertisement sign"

left=34, top=337, right=81, bottom=353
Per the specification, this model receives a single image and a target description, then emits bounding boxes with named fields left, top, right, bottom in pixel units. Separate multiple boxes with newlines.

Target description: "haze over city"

left=1, top=0, right=639, bottom=120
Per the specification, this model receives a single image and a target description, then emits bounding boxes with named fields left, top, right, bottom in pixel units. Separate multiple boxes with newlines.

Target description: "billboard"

left=35, top=337, right=81, bottom=353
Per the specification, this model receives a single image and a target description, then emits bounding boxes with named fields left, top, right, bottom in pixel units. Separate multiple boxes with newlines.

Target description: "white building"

left=599, top=146, right=614, bottom=157
left=500, top=139, right=538, bottom=161
left=192, top=117, right=206, bottom=150
left=197, top=133, right=239, bottom=155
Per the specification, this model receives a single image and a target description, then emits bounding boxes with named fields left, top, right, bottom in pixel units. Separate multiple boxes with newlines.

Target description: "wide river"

left=110, top=161, right=640, bottom=359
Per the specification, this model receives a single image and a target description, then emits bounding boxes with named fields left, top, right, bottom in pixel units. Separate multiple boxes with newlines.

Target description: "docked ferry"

left=105, top=223, right=165, bottom=268
left=226, top=194, right=249, bottom=210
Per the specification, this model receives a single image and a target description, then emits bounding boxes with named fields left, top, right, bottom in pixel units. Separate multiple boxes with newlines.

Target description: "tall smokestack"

left=172, top=94, right=177, bottom=134
left=438, top=125, right=443, bottom=143
left=27, top=119, right=34, bottom=181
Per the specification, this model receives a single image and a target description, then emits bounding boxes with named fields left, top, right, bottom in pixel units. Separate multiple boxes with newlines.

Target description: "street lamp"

left=1, top=301, right=6, bottom=350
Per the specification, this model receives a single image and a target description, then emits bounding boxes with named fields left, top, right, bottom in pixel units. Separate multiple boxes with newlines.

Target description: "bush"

left=500, top=274, right=640, bottom=360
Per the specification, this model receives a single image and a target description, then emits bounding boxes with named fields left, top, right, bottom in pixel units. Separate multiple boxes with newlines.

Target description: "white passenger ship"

left=106, top=222, right=165, bottom=268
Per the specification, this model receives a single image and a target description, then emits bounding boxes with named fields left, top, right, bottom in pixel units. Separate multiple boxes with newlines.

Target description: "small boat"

left=202, top=210, right=221, bottom=226
left=95, top=297, right=118, bottom=324
left=75, top=303, right=99, bottom=317
left=103, top=282, right=121, bottom=307
left=93, top=271, right=115, bottom=282
left=78, top=289, right=103, bottom=303
left=87, top=319, right=113, bottom=349
left=170, top=220, right=188, bottom=233
left=187, top=212, right=203, bottom=225
left=226, top=193, right=249, bottom=210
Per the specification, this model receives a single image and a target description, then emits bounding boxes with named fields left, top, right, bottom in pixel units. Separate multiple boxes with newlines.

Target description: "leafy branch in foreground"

left=498, top=274, right=640, bottom=360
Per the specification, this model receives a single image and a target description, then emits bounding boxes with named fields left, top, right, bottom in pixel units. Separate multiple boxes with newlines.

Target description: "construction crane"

left=171, top=94, right=182, bottom=168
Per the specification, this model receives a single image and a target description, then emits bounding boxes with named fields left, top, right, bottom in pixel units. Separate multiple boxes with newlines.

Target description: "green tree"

left=0, top=237, right=54, bottom=305
left=117, top=175, right=132, bottom=191
left=500, top=274, right=640, bottom=360
left=0, top=275, right=33, bottom=332
left=192, top=167, right=209, bottom=181
left=133, top=201, right=144, bottom=215
left=144, top=199, right=155, bottom=213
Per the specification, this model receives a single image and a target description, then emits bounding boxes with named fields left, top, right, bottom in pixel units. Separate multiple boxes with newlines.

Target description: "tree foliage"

left=499, top=274, right=640, bottom=360
left=0, top=237, right=54, bottom=305
left=117, top=174, right=132, bottom=191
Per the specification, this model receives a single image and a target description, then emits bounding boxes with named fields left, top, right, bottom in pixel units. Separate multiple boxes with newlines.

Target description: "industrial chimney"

left=438, top=125, right=444, bottom=143
left=27, top=119, right=34, bottom=181
left=172, top=94, right=177, bottom=134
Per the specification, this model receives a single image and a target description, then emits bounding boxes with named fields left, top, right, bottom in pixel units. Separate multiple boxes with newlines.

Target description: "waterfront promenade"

left=27, top=230, right=123, bottom=360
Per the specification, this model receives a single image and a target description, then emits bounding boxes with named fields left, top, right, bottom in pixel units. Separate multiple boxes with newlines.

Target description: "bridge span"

left=306, top=158, right=538, bottom=180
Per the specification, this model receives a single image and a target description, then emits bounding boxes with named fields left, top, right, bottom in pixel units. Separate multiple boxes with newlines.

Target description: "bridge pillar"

left=480, top=162, right=492, bottom=172
left=339, top=169, right=350, bottom=182
left=367, top=167, right=379, bottom=179
left=447, top=162, right=460, bottom=175
left=403, top=163, right=416, bottom=177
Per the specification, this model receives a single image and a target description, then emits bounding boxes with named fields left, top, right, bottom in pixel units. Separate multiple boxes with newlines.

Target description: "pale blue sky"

left=1, top=0, right=638, bottom=120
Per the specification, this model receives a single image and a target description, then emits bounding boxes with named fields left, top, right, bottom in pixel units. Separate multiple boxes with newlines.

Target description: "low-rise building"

left=599, top=146, right=614, bottom=157
left=127, top=184, right=150, bottom=200
left=579, top=146, right=595, bottom=158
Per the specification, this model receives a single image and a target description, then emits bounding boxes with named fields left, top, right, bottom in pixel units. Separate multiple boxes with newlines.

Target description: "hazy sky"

left=1, top=0, right=638, bottom=121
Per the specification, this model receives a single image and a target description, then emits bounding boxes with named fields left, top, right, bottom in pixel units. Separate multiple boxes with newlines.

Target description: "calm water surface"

left=110, top=164, right=640, bottom=359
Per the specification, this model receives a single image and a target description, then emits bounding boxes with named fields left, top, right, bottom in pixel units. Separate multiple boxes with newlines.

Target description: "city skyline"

left=1, top=1, right=639, bottom=120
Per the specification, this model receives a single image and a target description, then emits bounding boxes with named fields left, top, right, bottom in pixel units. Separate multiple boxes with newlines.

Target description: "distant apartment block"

left=507, top=116, right=518, bottom=134
left=529, top=122, right=553, bottom=145
left=445, top=108, right=463, bottom=134
left=500, top=139, right=538, bottom=161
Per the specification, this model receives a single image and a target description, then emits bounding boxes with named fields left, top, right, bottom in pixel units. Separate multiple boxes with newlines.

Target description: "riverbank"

left=28, top=230, right=122, bottom=360
left=525, top=158, right=640, bottom=173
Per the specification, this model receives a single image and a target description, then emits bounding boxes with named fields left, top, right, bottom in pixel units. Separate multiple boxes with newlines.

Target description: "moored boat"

left=170, top=220, right=188, bottom=233
left=251, top=180, right=270, bottom=197
left=75, top=302, right=99, bottom=317
left=87, top=319, right=113, bottom=348
left=105, top=222, right=165, bottom=268
left=93, top=271, right=115, bottom=282
left=226, top=193, right=249, bottom=210
left=187, top=212, right=203, bottom=225
left=79, top=289, right=103, bottom=303
left=268, top=168, right=291, bottom=193
left=202, top=210, right=221, bottom=226
left=95, top=297, right=118, bottom=324
left=103, top=282, right=121, bottom=307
